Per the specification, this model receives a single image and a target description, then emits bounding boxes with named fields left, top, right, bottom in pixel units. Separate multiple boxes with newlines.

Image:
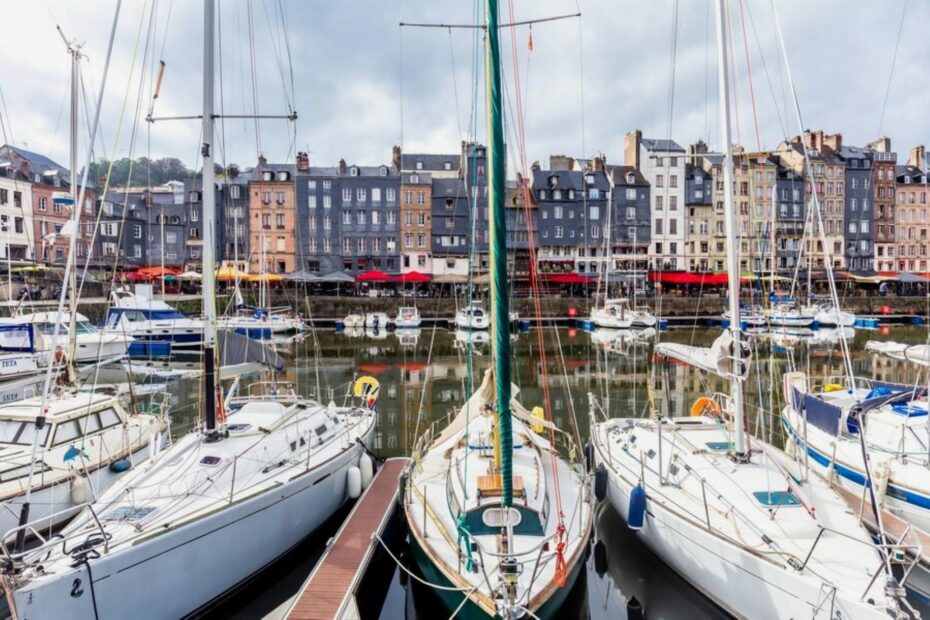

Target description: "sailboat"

left=0, top=5, right=378, bottom=617
left=590, top=170, right=656, bottom=330
left=403, top=4, right=593, bottom=617
left=588, top=3, right=907, bottom=617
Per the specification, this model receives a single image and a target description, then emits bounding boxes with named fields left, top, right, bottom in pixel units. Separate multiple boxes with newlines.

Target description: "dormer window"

left=410, top=174, right=418, bottom=184
left=380, top=166, right=388, bottom=177
left=350, top=166, right=359, bottom=177
left=262, top=171, right=273, bottom=182
left=443, top=161, right=452, bottom=171
left=415, top=161, right=423, bottom=170
left=626, top=172, right=635, bottom=184
left=585, top=174, right=595, bottom=186
left=276, top=171, right=289, bottom=182
left=189, top=191, right=200, bottom=202
left=547, top=174, right=558, bottom=188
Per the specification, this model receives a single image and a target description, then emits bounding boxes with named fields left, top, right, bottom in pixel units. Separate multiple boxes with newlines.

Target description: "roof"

left=401, top=153, right=461, bottom=172
left=0, top=145, right=66, bottom=173
left=640, top=138, right=685, bottom=153
left=897, top=165, right=926, bottom=183
left=0, top=392, right=119, bottom=421
left=605, top=164, right=648, bottom=186
left=531, top=168, right=610, bottom=192
left=431, top=178, right=467, bottom=197
left=248, top=163, right=297, bottom=181
left=401, top=171, right=431, bottom=184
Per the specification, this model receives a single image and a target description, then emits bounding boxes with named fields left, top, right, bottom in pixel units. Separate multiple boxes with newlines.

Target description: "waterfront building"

left=399, top=170, right=432, bottom=273
left=773, top=161, right=805, bottom=272
left=505, top=173, right=537, bottom=281
left=624, top=129, right=686, bottom=270
left=733, top=149, right=778, bottom=273
left=869, top=137, right=897, bottom=272
left=431, top=143, right=489, bottom=278
left=836, top=141, right=875, bottom=273
left=606, top=163, right=651, bottom=275
left=248, top=158, right=297, bottom=274
left=895, top=145, right=929, bottom=272
left=683, top=156, right=713, bottom=273
left=219, top=174, right=249, bottom=269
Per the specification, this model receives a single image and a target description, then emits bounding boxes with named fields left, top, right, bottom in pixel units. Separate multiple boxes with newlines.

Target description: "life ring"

left=353, top=376, right=381, bottom=408
left=690, top=397, right=721, bottom=418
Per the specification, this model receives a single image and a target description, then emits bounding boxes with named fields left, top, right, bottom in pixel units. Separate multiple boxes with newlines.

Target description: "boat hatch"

left=464, top=504, right=544, bottom=536
left=200, top=456, right=222, bottom=466
left=752, top=491, right=800, bottom=506
left=705, top=441, right=733, bottom=451
left=226, top=423, right=251, bottom=432
left=104, top=506, right=156, bottom=522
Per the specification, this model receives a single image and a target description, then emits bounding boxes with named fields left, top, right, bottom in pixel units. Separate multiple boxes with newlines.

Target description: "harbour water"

left=98, top=325, right=930, bottom=618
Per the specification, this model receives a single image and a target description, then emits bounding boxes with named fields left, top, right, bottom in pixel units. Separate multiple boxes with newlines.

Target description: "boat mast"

left=201, top=0, right=219, bottom=441
left=486, top=0, right=513, bottom=506
left=604, top=169, right=613, bottom=303
left=714, top=0, right=747, bottom=458
left=65, top=39, right=80, bottom=381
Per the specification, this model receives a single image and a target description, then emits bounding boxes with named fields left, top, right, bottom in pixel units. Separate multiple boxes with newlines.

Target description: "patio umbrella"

left=177, top=270, right=203, bottom=281
left=896, top=272, right=930, bottom=283
left=318, top=271, right=355, bottom=283
left=283, top=269, right=319, bottom=282
left=433, top=274, right=468, bottom=284
left=544, top=272, right=591, bottom=285
left=246, top=273, right=284, bottom=283
left=356, top=269, right=392, bottom=282
left=394, top=271, right=432, bottom=283
left=216, top=265, right=249, bottom=281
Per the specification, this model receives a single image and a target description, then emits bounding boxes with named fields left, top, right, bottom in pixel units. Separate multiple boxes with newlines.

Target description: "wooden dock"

left=286, top=457, right=409, bottom=620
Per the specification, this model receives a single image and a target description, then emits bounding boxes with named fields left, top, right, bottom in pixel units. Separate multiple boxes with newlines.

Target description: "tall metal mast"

left=714, top=0, right=747, bottom=458
left=201, top=0, right=219, bottom=440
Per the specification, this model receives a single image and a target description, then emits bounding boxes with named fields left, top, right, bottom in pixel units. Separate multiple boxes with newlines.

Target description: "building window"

left=309, top=195, right=317, bottom=209
left=38, top=197, right=47, bottom=211
left=133, top=225, right=142, bottom=239
left=323, top=195, right=332, bottom=209
left=342, top=188, right=352, bottom=203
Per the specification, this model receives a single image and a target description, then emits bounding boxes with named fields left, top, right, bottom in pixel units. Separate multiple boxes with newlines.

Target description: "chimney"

left=867, top=137, right=892, bottom=154
left=549, top=155, right=572, bottom=171
left=392, top=145, right=402, bottom=171
left=531, top=160, right=540, bottom=172
left=593, top=155, right=606, bottom=172
left=296, top=151, right=310, bottom=172
left=689, top=140, right=708, bottom=155
left=258, top=154, right=267, bottom=168
left=338, top=158, right=347, bottom=176
left=803, top=130, right=824, bottom=153
left=624, top=129, right=642, bottom=169
left=908, top=145, right=926, bottom=171
left=824, top=133, right=842, bottom=152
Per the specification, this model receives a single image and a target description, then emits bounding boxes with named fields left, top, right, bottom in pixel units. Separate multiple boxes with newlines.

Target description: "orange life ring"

left=690, top=397, right=721, bottom=418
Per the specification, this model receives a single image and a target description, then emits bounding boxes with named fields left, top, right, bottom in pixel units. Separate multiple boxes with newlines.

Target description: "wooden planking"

left=288, top=457, right=408, bottom=620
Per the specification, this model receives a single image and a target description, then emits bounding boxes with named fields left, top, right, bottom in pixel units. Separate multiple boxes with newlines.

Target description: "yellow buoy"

left=531, top=406, right=546, bottom=433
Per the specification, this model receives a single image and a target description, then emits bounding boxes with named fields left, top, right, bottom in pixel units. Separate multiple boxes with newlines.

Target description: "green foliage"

left=83, top=157, right=234, bottom=186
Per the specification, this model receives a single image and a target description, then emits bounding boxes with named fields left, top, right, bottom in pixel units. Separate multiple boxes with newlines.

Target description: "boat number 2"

left=70, top=578, right=83, bottom=598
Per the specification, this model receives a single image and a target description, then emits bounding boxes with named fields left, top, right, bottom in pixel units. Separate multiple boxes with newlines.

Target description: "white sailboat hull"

left=592, top=433, right=889, bottom=619
left=813, top=308, right=855, bottom=327
left=10, top=437, right=367, bottom=620
left=454, top=315, right=490, bottom=330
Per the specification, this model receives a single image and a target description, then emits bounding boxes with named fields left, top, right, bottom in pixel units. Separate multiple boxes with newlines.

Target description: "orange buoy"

left=690, top=397, right=721, bottom=418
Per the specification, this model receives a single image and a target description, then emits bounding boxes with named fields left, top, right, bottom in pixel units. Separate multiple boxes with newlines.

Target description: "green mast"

left=485, top=0, right=513, bottom=508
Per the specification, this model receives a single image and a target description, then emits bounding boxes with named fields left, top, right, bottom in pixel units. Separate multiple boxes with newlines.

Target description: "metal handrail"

left=0, top=502, right=109, bottom=569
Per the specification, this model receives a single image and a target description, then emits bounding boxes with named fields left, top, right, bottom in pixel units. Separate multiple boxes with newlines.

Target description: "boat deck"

left=286, top=457, right=408, bottom=620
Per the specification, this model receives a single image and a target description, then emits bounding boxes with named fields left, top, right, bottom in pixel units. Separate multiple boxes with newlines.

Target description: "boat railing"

left=0, top=502, right=109, bottom=569
left=808, top=375, right=874, bottom=394
left=241, top=381, right=299, bottom=400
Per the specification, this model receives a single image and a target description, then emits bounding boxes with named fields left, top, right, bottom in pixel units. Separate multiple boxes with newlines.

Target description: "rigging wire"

left=877, top=0, right=910, bottom=138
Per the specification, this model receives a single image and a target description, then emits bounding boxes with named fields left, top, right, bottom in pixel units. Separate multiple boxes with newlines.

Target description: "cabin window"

left=52, top=420, right=83, bottom=446
left=78, top=414, right=102, bottom=435
left=98, top=408, right=122, bottom=429
left=0, top=420, right=49, bottom=446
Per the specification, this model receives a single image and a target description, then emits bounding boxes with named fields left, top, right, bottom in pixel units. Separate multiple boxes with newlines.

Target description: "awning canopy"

left=433, top=274, right=468, bottom=284
left=356, top=269, right=393, bottom=282
left=648, top=271, right=730, bottom=285
left=216, top=266, right=248, bottom=281
left=543, top=272, right=591, bottom=284
left=896, top=272, right=930, bottom=283
left=394, top=271, right=432, bottom=283
left=246, top=273, right=284, bottom=283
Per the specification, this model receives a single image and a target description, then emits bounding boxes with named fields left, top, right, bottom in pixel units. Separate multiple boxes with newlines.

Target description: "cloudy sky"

left=0, top=1, right=927, bottom=174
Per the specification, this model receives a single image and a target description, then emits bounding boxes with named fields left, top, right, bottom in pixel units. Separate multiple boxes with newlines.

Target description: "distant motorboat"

left=342, top=313, right=364, bottom=329
left=17, top=312, right=131, bottom=362
left=590, top=298, right=655, bottom=329
left=453, top=302, right=490, bottom=331
left=393, top=306, right=421, bottom=329
left=102, top=288, right=203, bottom=347
left=364, top=312, right=390, bottom=330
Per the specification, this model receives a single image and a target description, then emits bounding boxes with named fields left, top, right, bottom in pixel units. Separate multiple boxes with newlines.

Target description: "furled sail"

left=865, top=340, right=930, bottom=366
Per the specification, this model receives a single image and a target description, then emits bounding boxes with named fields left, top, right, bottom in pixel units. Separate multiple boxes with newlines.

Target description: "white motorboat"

left=805, top=302, right=856, bottom=327
left=763, top=301, right=816, bottom=328
left=0, top=391, right=166, bottom=538
left=393, top=306, right=421, bottom=329
left=217, top=309, right=304, bottom=339
left=17, top=312, right=131, bottom=363
left=102, top=287, right=204, bottom=347
left=453, top=302, right=490, bottom=330
left=0, top=323, right=44, bottom=383
left=342, top=313, right=364, bottom=329
left=722, top=304, right=766, bottom=327
left=590, top=299, right=655, bottom=329
left=364, top=312, right=390, bottom=330
left=1, top=384, right=376, bottom=619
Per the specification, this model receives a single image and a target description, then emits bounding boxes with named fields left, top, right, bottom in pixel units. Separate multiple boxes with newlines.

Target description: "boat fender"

left=594, top=463, right=608, bottom=502
left=627, top=596, right=644, bottom=620
left=628, top=484, right=647, bottom=530
left=359, top=453, right=374, bottom=490
left=109, top=459, right=132, bottom=474
left=593, top=540, right=608, bottom=577
left=531, top=406, right=546, bottom=434
left=583, top=441, right=594, bottom=473
left=873, top=461, right=891, bottom=504
left=347, top=466, right=362, bottom=499
left=71, top=476, right=88, bottom=504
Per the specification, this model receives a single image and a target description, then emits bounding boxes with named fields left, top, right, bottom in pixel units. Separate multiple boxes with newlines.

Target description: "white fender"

left=71, top=476, right=88, bottom=504
left=359, top=453, right=374, bottom=490
left=347, top=466, right=362, bottom=499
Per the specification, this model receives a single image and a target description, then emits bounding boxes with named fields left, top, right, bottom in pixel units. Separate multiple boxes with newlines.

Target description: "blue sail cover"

left=0, top=323, right=36, bottom=353
left=803, top=394, right=841, bottom=436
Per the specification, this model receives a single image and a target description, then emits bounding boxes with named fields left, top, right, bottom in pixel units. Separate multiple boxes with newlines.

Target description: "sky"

left=0, top=0, right=928, bottom=175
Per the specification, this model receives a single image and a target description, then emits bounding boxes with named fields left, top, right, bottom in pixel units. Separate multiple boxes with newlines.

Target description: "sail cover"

left=865, top=340, right=930, bottom=365
left=217, top=329, right=284, bottom=371
left=655, top=331, right=739, bottom=378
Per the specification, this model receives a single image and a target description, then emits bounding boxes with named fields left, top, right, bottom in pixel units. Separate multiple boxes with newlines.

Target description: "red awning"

left=356, top=270, right=393, bottom=282
left=394, top=271, right=432, bottom=283
left=543, top=272, right=592, bottom=284
left=648, top=271, right=730, bottom=285
left=137, top=266, right=181, bottom=278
